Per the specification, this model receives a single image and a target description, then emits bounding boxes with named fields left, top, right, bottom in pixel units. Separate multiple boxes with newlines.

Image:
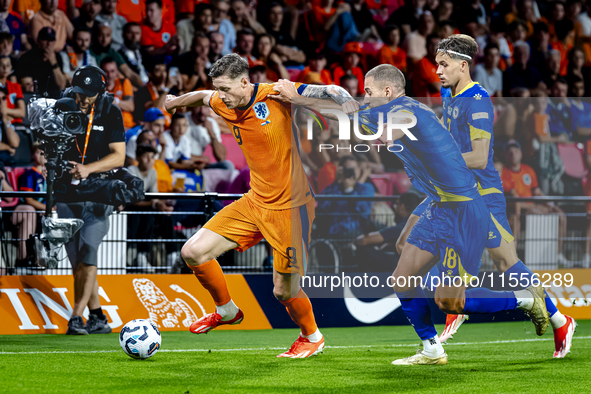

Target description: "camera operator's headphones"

left=72, top=65, right=108, bottom=96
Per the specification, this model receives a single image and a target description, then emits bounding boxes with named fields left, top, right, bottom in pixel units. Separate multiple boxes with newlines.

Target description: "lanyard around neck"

left=75, top=104, right=95, bottom=164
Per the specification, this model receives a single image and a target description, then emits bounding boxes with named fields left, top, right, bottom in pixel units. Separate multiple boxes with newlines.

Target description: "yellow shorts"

left=204, top=194, right=315, bottom=276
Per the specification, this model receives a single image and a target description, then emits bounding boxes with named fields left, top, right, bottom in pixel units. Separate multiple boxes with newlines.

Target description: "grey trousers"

left=56, top=202, right=113, bottom=270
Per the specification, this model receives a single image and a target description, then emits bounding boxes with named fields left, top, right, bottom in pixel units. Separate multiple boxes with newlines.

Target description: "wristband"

left=51, top=63, right=59, bottom=69
left=161, top=86, right=170, bottom=93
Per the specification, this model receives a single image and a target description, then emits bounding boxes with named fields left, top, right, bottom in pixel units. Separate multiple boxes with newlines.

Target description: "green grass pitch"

left=1, top=320, right=590, bottom=394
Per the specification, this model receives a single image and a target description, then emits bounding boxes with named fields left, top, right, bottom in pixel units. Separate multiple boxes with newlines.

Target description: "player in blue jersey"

left=395, top=34, right=576, bottom=358
left=270, top=66, right=548, bottom=365
left=355, top=64, right=549, bottom=365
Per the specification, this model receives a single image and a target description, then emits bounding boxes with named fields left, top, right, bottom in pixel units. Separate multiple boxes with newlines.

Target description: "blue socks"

left=396, top=286, right=438, bottom=340
left=463, top=288, right=517, bottom=314
left=505, top=261, right=558, bottom=317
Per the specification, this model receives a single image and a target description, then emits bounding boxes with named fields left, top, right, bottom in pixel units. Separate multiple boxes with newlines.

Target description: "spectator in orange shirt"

left=413, top=34, right=441, bottom=103
left=377, top=24, right=407, bottom=72
left=501, top=139, right=569, bottom=262
left=15, top=0, right=41, bottom=25
left=551, top=19, right=575, bottom=76
left=0, top=56, right=25, bottom=124
left=297, top=49, right=333, bottom=85
left=332, top=41, right=364, bottom=95
left=29, top=0, right=74, bottom=51
left=305, top=0, right=358, bottom=53
left=141, top=0, right=178, bottom=56
left=117, top=0, right=145, bottom=24
left=101, top=56, right=135, bottom=129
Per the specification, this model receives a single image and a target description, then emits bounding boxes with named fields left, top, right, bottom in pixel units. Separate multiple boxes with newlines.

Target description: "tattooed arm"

left=268, top=79, right=360, bottom=114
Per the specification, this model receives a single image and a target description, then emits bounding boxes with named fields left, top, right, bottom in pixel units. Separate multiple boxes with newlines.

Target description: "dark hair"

left=338, top=155, right=357, bottom=167
left=399, top=192, right=422, bottom=212
left=0, top=32, right=14, bottom=43
left=568, top=74, right=584, bottom=85
left=192, top=32, right=210, bottom=48
left=533, top=21, right=549, bottom=35
left=195, top=3, right=213, bottom=16
left=145, top=0, right=162, bottom=9
left=555, top=19, right=575, bottom=41
left=484, top=43, right=500, bottom=56
left=439, top=20, right=457, bottom=30
left=99, top=56, right=117, bottom=68
left=237, top=28, right=255, bottom=39
left=137, top=130, right=156, bottom=144
left=340, top=74, right=358, bottom=83
left=123, top=21, right=141, bottom=33
left=365, top=64, right=406, bottom=93
left=381, top=24, right=399, bottom=43
left=253, top=33, right=275, bottom=57
left=553, top=77, right=569, bottom=86
left=74, top=26, right=92, bottom=37
left=171, top=113, right=186, bottom=124
left=437, top=34, right=478, bottom=65
left=0, top=86, right=8, bottom=95
left=208, top=53, right=249, bottom=79
left=508, top=19, right=527, bottom=33
left=136, top=143, right=158, bottom=159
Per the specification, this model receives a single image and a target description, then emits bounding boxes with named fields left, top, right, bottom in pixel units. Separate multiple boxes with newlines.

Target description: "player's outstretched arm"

left=268, top=79, right=359, bottom=115
left=165, top=90, right=214, bottom=114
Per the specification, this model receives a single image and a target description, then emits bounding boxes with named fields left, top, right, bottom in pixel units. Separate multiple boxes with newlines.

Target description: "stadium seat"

left=11, top=127, right=34, bottom=166
left=557, top=143, right=588, bottom=179
left=202, top=134, right=248, bottom=170
left=369, top=174, right=394, bottom=196
left=0, top=167, right=24, bottom=209
left=390, top=172, right=411, bottom=194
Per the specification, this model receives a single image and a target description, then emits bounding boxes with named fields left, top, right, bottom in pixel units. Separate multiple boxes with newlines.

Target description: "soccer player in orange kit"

left=165, top=53, right=358, bottom=358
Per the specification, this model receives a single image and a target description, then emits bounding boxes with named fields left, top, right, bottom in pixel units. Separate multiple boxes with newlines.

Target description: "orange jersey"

left=209, top=83, right=313, bottom=210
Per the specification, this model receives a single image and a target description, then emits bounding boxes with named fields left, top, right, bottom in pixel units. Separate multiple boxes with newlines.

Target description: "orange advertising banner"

left=536, top=269, right=591, bottom=320
left=0, top=274, right=272, bottom=335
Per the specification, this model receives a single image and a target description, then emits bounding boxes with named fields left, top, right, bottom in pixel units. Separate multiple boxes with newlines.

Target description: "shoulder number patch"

left=472, top=112, right=489, bottom=120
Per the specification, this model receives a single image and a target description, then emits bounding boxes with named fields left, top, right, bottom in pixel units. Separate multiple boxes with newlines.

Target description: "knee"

left=435, top=297, right=465, bottom=314
left=273, top=280, right=298, bottom=301
left=181, top=238, right=211, bottom=267
left=273, top=287, right=293, bottom=302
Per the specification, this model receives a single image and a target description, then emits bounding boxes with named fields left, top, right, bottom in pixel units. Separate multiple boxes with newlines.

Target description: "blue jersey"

left=357, top=96, right=480, bottom=203
left=441, top=82, right=503, bottom=195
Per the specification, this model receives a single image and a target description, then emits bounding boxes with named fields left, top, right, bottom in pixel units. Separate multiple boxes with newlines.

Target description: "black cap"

left=38, top=27, right=56, bottom=42
left=55, top=98, right=79, bottom=112
left=71, top=67, right=105, bottom=97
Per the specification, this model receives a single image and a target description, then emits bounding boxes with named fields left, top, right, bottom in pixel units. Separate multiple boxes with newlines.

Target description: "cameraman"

left=54, top=65, right=125, bottom=335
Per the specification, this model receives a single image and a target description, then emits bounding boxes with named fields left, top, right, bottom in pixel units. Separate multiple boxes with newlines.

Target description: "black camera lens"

left=64, top=113, right=85, bottom=134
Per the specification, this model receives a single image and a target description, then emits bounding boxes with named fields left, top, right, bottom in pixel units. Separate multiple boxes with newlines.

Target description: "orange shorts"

left=204, top=194, right=315, bottom=276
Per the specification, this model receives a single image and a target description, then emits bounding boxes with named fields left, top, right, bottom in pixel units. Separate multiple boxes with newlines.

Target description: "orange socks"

left=188, top=259, right=231, bottom=306
left=280, top=288, right=318, bottom=336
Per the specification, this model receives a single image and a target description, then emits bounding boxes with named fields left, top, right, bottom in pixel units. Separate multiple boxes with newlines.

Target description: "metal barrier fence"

left=1, top=192, right=591, bottom=275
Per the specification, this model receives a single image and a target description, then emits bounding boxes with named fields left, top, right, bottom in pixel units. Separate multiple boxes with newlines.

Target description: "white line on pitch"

left=1, top=336, right=589, bottom=355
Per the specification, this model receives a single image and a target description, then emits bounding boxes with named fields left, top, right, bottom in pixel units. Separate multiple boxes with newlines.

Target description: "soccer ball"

left=119, top=319, right=162, bottom=359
